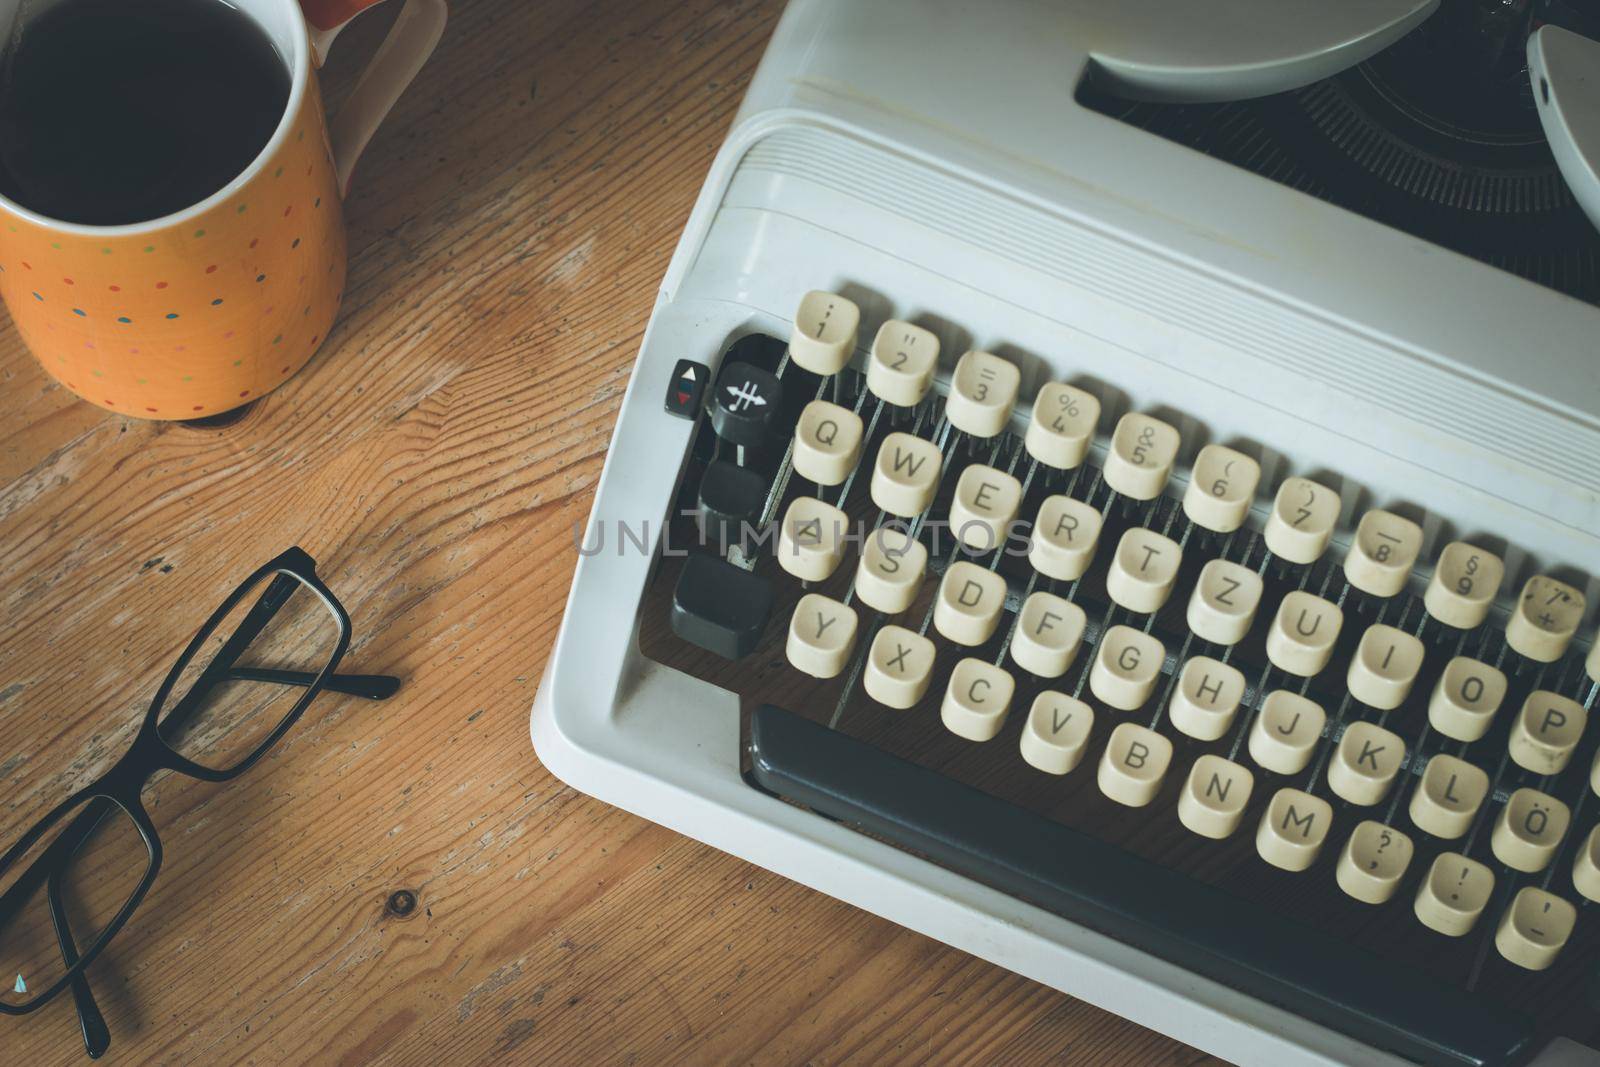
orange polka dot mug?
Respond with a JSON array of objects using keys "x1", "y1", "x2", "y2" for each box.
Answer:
[{"x1": 0, "y1": 0, "x2": 446, "y2": 419}]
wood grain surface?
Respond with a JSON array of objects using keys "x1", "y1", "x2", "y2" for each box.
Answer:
[{"x1": 0, "y1": 2, "x2": 1219, "y2": 1063}]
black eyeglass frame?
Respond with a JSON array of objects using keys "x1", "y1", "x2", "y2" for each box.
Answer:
[{"x1": 0, "y1": 546, "x2": 397, "y2": 1052}]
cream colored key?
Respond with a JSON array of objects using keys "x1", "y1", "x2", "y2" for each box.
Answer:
[
  {"x1": 1573, "y1": 825, "x2": 1600, "y2": 903},
  {"x1": 854, "y1": 526, "x2": 927, "y2": 615},
  {"x1": 1415, "y1": 853, "x2": 1495, "y2": 936},
  {"x1": 1019, "y1": 691, "x2": 1095, "y2": 775},
  {"x1": 1182, "y1": 445, "x2": 1260, "y2": 533},
  {"x1": 1594, "y1": 746, "x2": 1600, "y2": 799},
  {"x1": 1102, "y1": 413, "x2": 1179, "y2": 500},
  {"x1": 1492, "y1": 788, "x2": 1571, "y2": 873},
  {"x1": 1589, "y1": 634, "x2": 1600, "y2": 683},
  {"x1": 1025, "y1": 383, "x2": 1099, "y2": 470},
  {"x1": 1336, "y1": 821, "x2": 1414, "y2": 905},
  {"x1": 866, "y1": 320, "x2": 938, "y2": 406},
  {"x1": 1496, "y1": 888, "x2": 1577, "y2": 971},
  {"x1": 1263, "y1": 477, "x2": 1340, "y2": 564},
  {"x1": 785, "y1": 594, "x2": 859, "y2": 679},
  {"x1": 1088, "y1": 626, "x2": 1165, "y2": 711},
  {"x1": 1346, "y1": 624, "x2": 1425, "y2": 710},
  {"x1": 1097, "y1": 722, "x2": 1173, "y2": 807},
  {"x1": 792, "y1": 400, "x2": 864, "y2": 486},
  {"x1": 948, "y1": 465, "x2": 1023, "y2": 552},
  {"x1": 870, "y1": 432, "x2": 943, "y2": 518},
  {"x1": 1168, "y1": 656, "x2": 1246, "y2": 741},
  {"x1": 1009, "y1": 592, "x2": 1086, "y2": 678},
  {"x1": 1423, "y1": 542, "x2": 1503, "y2": 629},
  {"x1": 942, "y1": 659, "x2": 1016, "y2": 742},
  {"x1": 1028, "y1": 495, "x2": 1102, "y2": 581},
  {"x1": 1409, "y1": 754, "x2": 1489, "y2": 840},
  {"x1": 863, "y1": 625, "x2": 936, "y2": 709},
  {"x1": 1509, "y1": 691, "x2": 1587, "y2": 775},
  {"x1": 1507, "y1": 575, "x2": 1586, "y2": 662},
  {"x1": 1178, "y1": 755, "x2": 1254, "y2": 839},
  {"x1": 1186, "y1": 559, "x2": 1263, "y2": 646},
  {"x1": 933, "y1": 561, "x2": 1008, "y2": 646},
  {"x1": 1266, "y1": 591, "x2": 1343, "y2": 676},
  {"x1": 1344, "y1": 510, "x2": 1423, "y2": 598},
  {"x1": 789, "y1": 291, "x2": 861, "y2": 376},
  {"x1": 1256, "y1": 788, "x2": 1334, "y2": 872},
  {"x1": 1427, "y1": 657, "x2": 1507, "y2": 742},
  {"x1": 777, "y1": 496, "x2": 849, "y2": 581},
  {"x1": 946, "y1": 350, "x2": 1020, "y2": 438},
  {"x1": 1105, "y1": 527, "x2": 1182, "y2": 614},
  {"x1": 1327, "y1": 721, "x2": 1405, "y2": 806},
  {"x1": 1248, "y1": 690, "x2": 1325, "y2": 775}
]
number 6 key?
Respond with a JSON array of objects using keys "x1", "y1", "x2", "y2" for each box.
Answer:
[{"x1": 1182, "y1": 444, "x2": 1259, "y2": 533}]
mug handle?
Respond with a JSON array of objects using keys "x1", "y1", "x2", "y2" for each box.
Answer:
[{"x1": 299, "y1": 0, "x2": 448, "y2": 195}]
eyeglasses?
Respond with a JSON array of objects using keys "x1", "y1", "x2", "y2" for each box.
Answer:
[{"x1": 0, "y1": 546, "x2": 399, "y2": 1059}]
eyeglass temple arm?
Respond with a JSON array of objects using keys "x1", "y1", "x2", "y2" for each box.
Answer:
[
  {"x1": 159, "y1": 575, "x2": 400, "y2": 746},
  {"x1": 224, "y1": 667, "x2": 400, "y2": 700},
  {"x1": 157, "y1": 574, "x2": 302, "y2": 745},
  {"x1": 46, "y1": 860, "x2": 111, "y2": 1059}
]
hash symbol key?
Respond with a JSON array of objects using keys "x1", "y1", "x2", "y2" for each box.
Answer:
[{"x1": 710, "y1": 362, "x2": 783, "y2": 449}]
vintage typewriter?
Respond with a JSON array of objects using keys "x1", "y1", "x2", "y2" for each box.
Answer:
[{"x1": 532, "y1": 2, "x2": 1600, "y2": 1063}]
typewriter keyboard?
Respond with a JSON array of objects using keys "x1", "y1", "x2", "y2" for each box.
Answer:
[{"x1": 639, "y1": 291, "x2": 1600, "y2": 1063}]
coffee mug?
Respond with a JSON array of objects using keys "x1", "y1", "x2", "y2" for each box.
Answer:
[{"x1": 0, "y1": 0, "x2": 446, "y2": 418}]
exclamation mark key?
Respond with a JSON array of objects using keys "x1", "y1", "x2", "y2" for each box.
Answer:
[{"x1": 1414, "y1": 852, "x2": 1495, "y2": 937}]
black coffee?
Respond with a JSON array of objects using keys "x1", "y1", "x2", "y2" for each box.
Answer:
[{"x1": 0, "y1": 0, "x2": 290, "y2": 226}]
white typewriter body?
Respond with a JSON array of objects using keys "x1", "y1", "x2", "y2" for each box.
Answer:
[{"x1": 532, "y1": 2, "x2": 1600, "y2": 1063}]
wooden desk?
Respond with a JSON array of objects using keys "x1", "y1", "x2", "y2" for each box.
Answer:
[{"x1": 0, "y1": 1, "x2": 1216, "y2": 1062}]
